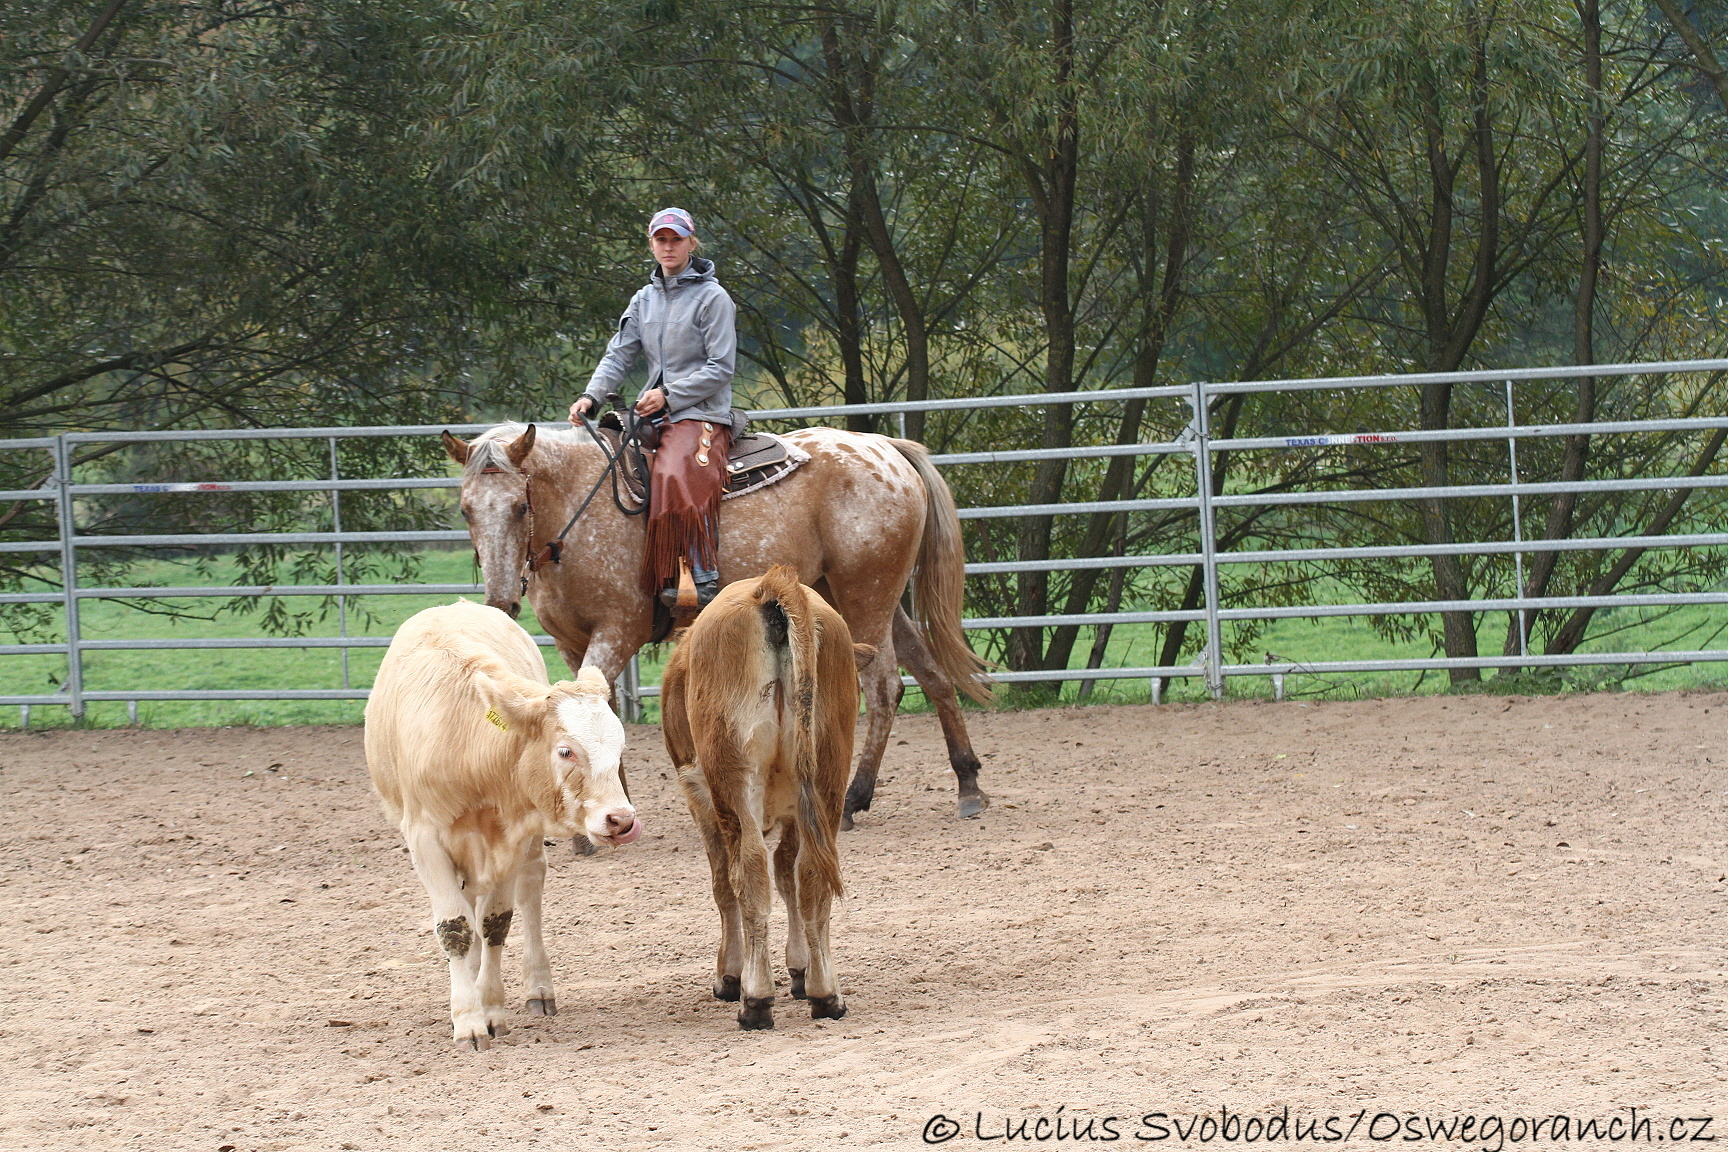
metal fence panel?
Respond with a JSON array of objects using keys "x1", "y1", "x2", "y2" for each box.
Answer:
[{"x1": 4, "y1": 356, "x2": 1728, "y2": 718}]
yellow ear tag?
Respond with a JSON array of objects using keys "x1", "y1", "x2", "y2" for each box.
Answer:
[{"x1": 485, "y1": 708, "x2": 509, "y2": 731}]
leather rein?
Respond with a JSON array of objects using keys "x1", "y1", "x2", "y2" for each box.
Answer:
[{"x1": 485, "y1": 399, "x2": 654, "y2": 594}]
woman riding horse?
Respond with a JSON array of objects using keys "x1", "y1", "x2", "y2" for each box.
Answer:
[{"x1": 569, "y1": 206, "x2": 735, "y2": 609}]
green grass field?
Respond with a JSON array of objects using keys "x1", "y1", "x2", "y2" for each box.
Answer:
[{"x1": 3, "y1": 550, "x2": 1725, "y2": 731}]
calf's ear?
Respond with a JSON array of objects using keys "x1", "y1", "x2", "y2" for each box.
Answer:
[
  {"x1": 853, "y1": 643, "x2": 878, "y2": 671},
  {"x1": 441, "y1": 430, "x2": 470, "y2": 465},
  {"x1": 469, "y1": 668, "x2": 552, "y2": 730}
]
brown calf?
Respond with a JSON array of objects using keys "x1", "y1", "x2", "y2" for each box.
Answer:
[{"x1": 660, "y1": 566, "x2": 871, "y2": 1029}]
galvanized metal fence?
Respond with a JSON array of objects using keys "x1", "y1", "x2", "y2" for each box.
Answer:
[{"x1": 4, "y1": 357, "x2": 1728, "y2": 722}]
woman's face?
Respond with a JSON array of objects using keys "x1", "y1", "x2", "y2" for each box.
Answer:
[{"x1": 651, "y1": 229, "x2": 697, "y2": 276}]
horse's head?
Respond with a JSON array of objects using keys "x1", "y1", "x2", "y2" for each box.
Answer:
[{"x1": 443, "y1": 424, "x2": 538, "y2": 619}]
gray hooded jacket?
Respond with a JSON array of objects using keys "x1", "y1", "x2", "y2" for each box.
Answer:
[{"x1": 582, "y1": 256, "x2": 736, "y2": 425}]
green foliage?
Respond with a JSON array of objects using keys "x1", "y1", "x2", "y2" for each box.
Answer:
[{"x1": 4, "y1": 0, "x2": 1727, "y2": 692}]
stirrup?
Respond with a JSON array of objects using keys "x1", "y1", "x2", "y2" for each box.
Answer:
[
  {"x1": 660, "y1": 584, "x2": 718, "y2": 608},
  {"x1": 659, "y1": 558, "x2": 700, "y2": 613}
]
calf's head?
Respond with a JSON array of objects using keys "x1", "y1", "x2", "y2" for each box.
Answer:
[{"x1": 478, "y1": 664, "x2": 641, "y2": 847}]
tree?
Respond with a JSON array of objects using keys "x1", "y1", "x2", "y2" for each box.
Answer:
[{"x1": 0, "y1": 0, "x2": 627, "y2": 638}]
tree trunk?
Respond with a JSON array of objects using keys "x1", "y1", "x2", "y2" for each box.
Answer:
[
  {"x1": 1505, "y1": 0, "x2": 1603, "y2": 657},
  {"x1": 834, "y1": 192, "x2": 872, "y2": 433},
  {"x1": 1414, "y1": 4, "x2": 1502, "y2": 684},
  {"x1": 0, "y1": 0, "x2": 129, "y2": 166},
  {"x1": 1652, "y1": 0, "x2": 1728, "y2": 112},
  {"x1": 1041, "y1": 137, "x2": 1192, "y2": 672},
  {"x1": 1075, "y1": 528, "x2": 1131, "y2": 703},
  {"x1": 1546, "y1": 426, "x2": 1728, "y2": 654},
  {"x1": 1007, "y1": 0, "x2": 1080, "y2": 676},
  {"x1": 822, "y1": 18, "x2": 929, "y2": 438}
]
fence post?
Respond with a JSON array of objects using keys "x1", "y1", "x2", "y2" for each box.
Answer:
[
  {"x1": 329, "y1": 437, "x2": 351, "y2": 690},
  {"x1": 1189, "y1": 381, "x2": 1225, "y2": 699},
  {"x1": 1505, "y1": 380, "x2": 1529, "y2": 659},
  {"x1": 619, "y1": 655, "x2": 642, "y2": 723},
  {"x1": 53, "y1": 434, "x2": 85, "y2": 718}
]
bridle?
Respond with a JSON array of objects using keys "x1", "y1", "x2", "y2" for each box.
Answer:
[{"x1": 475, "y1": 398, "x2": 656, "y2": 596}]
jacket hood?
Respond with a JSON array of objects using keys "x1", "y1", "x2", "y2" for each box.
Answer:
[{"x1": 651, "y1": 255, "x2": 715, "y2": 289}]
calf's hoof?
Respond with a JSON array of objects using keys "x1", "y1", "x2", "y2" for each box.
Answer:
[
  {"x1": 808, "y1": 994, "x2": 847, "y2": 1021},
  {"x1": 788, "y1": 968, "x2": 807, "y2": 1000},
  {"x1": 713, "y1": 974, "x2": 741, "y2": 1002},
  {"x1": 958, "y1": 791, "x2": 989, "y2": 819},
  {"x1": 525, "y1": 997, "x2": 557, "y2": 1017},
  {"x1": 453, "y1": 1011, "x2": 494, "y2": 1051},
  {"x1": 737, "y1": 997, "x2": 776, "y2": 1030}
]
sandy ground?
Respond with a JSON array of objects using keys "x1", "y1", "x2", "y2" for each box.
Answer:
[{"x1": 1, "y1": 690, "x2": 1725, "y2": 1152}]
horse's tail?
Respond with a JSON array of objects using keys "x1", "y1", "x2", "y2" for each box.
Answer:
[
  {"x1": 887, "y1": 439, "x2": 994, "y2": 705},
  {"x1": 755, "y1": 566, "x2": 843, "y2": 901}
]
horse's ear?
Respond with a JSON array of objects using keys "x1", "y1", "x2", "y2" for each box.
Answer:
[
  {"x1": 441, "y1": 430, "x2": 470, "y2": 465},
  {"x1": 506, "y1": 423, "x2": 538, "y2": 468}
]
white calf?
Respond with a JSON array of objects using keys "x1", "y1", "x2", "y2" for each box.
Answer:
[{"x1": 365, "y1": 599, "x2": 640, "y2": 1050}]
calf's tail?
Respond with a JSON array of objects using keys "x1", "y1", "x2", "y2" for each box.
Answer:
[{"x1": 754, "y1": 565, "x2": 843, "y2": 901}]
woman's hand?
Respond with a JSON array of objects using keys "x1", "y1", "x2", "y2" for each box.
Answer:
[
  {"x1": 569, "y1": 397, "x2": 594, "y2": 423},
  {"x1": 634, "y1": 388, "x2": 667, "y2": 416}
]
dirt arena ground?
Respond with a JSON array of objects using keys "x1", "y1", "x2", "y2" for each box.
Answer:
[{"x1": 2, "y1": 690, "x2": 1725, "y2": 1151}]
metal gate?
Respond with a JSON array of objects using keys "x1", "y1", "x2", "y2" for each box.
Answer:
[{"x1": 4, "y1": 357, "x2": 1728, "y2": 721}]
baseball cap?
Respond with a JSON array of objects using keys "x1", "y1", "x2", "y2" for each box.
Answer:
[{"x1": 648, "y1": 207, "x2": 695, "y2": 237}]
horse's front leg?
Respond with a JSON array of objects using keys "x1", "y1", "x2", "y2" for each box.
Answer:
[
  {"x1": 580, "y1": 622, "x2": 655, "y2": 711},
  {"x1": 842, "y1": 632, "x2": 903, "y2": 829},
  {"x1": 551, "y1": 637, "x2": 589, "y2": 682},
  {"x1": 520, "y1": 608, "x2": 590, "y2": 680}
]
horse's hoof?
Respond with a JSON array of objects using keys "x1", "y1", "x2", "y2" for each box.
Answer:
[
  {"x1": 843, "y1": 782, "x2": 873, "y2": 821},
  {"x1": 958, "y1": 791, "x2": 989, "y2": 819},
  {"x1": 737, "y1": 997, "x2": 775, "y2": 1030},
  {"x1": 788, "y1": 968, "x2": 807, "y2": 1000},
  {"x1": 526, "y1": 997, "x2": 557, "y2": 1016},
  {"x1": 840, "y1": 813, "x2": 856, "y2": 832},
  {"x1": 572, "y1": 837, "x2": 598, "y2": 858},
  {"x1": 808, "y1": 994, "x2": 846, "y2": 1021},
  {"x1": 714, "y1": 974, "x2": 741, "y2": 1002}
]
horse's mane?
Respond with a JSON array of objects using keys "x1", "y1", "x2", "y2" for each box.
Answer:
[{"x1": 463, "y1": 421, "x2": 595, "y2": 479}]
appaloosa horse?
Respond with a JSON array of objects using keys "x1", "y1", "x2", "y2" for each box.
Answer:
[{"x1": 441, "y1": 421, "x2": 991, "y2": 823}]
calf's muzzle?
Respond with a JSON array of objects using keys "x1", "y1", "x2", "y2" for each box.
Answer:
[{"x1": 600, "y1": 807, "x2": 642, "y2": 845}]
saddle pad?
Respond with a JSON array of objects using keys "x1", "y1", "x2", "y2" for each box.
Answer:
[
  {"x1": 723, "y1": 432, "x2": 810, "y2": 500},
  {"x1": 591, "y1": 424, "x2": 807, "y2": 504}
]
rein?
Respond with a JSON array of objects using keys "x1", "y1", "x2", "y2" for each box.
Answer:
[{"x1": 487, "y1": 404, "x2": 655, "y2": 591}]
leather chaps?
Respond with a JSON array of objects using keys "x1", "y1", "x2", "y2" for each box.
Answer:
[{"x1": 641, "y1": 418, "x2": 731, "y2": 597}]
